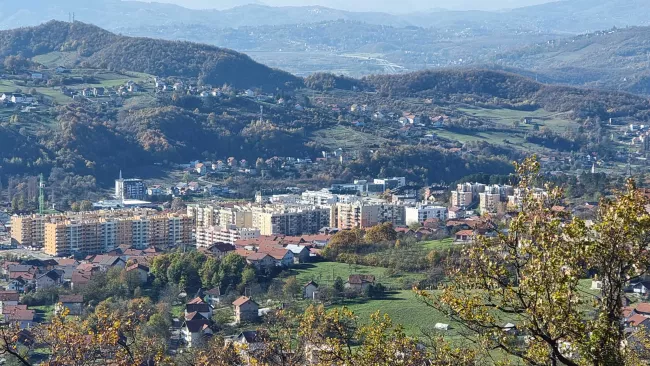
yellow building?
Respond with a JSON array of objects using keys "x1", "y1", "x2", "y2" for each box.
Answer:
[{"x1": 13, "y1": 210, "x2": 194, "y2": 257}]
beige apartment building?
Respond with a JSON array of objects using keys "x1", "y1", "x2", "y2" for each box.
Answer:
[
  {"x1": 187, "y1": 205, "x2": 253, "y2": 228},
  {"x1": 251, "y1": 205, "x2": 330, "y2": 236},
  {"x1": 195, "y1": 225, "x2": 260, "y2": 247},
  {"x1": 10, "y1": 215, "x2": 46, "y2": 247},
  {"x1": 13, "y1": 210, "x2": 193, "y2": 256},
  {"x1": 330, "y1": 201, "x2": 406, "y2": 230}
]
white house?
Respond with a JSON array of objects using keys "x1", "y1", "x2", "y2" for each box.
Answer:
[
  {"x1": 181, "y1": 317, "x2": 212, "y2": 348},
  {"x1": 204, "y1": 288, "x2": 221, "y2": 307},
  {"x1": 10, "y1": 94, "x2": 25, "y2": 103},
  {"x1": 6, "y1": 278, "x2": 26, "y2": 293},
  {"x1": 35, "y1": 270, "x2": 63, "y2": 291},
  {"x1": 304, "y1": 281, "x2": 319, "y2": 300}
]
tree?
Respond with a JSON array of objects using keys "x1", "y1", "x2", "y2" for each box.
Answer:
[
  {"x1": 283, "y1": 277, "x2": 301, "y2": 300},
  {"x1": 333, "y1": 277, "x2": 345, "y2": 295},
  {"x1": 240, "y1": 267, "x2": 257, "y2": 289},
  {"x1": 70, "y1": 201, "x2": 80, "y2": 212},
  {"x1": 365, "y1": 223, "x2": 397, "y2": 244},
  {"x1": 418, "y1": 156, "x2": 650, "y2": 365},
  {"x1": 171, "y1": 197, "x2": 186, "y2": 212},
  {"x1": 300, "y1": 305, "x2": 427, "y2": 365},
  {"x1": 79, "y1": 200, "x2": 93, "y2": 212},
  {"x1": 200, "y1": 256, "x2": 220, "y2": 289}
]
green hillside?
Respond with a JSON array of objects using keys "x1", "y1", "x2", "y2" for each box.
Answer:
[{"x1": 0, "y1": 21, "x2": 300, "y2": 91}]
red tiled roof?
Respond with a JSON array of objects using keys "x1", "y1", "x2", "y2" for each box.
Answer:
[
  {"x1": 348, "y1": 275, "x2": 375, "y2": 285},
  {"x1": 637, "y1": 302, "x2": 650, "y2": 314},
  {"x1": 456, "y1": 230, "x2": 475, "y2": 236},
  {"x1": 235, "y1": 249, "x2": 255, "y2": 257},
  {"x1": 259, "y1": 248, "x2": 291, "y2": 260},
  {"x1": 247, "y1": 252, "x2": 271, "y2": 261},
  {"x1": 125, "y1": 263, "x2": 149, "y2": 272},
  {"x1": 0, "y1": 291, "x2": 20, "y2": 302},
  {"x1": 55, "y1": 259, "x2": 79, "y2": 266},
  {"x1": 232, "y1": 296, "x2": 257, "y2": 307},
  {"x1": 7, "y1": 309, "x2": 34, "y2": 321},
  {"x1": 2, "y1": 305, "x2": 27, "y2": 313},
  {"x1": 10, "y1": 272, "x2": 34, "y2": 280},
  {"x1": 59, "y1": 295, "x2": 83, "y2": 303},
  {"x1": 71, "y1": 271, "x2": 92, "y2": 285},
  {"x1": 187, "y1": 297, "x2": 206, "y2": 305},
  {"x1": 628, "y1": 313, "x2": 649, "y2": 327}
]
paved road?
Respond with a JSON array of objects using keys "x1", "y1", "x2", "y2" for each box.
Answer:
[{"x1": 0, "y1": 248, "x2": 53, "y2": 260}]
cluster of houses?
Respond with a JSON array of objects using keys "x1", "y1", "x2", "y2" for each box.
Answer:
[
  {"x1": 0, "y1": 93, "x2": 35, "y2": 105},
  {"x1": 1, "y1": 247, "x2": 157, "y2": 295},
  {"x1": 0, "y1": 272, "x2": 85, "y2": 333},
  {"x1": 195, "y1": 234, "x2": 329, "y2": 271}
]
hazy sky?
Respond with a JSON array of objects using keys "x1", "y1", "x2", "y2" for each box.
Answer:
[{"x1": 140, "y1": 0, "x2": 558, "y2": 13}]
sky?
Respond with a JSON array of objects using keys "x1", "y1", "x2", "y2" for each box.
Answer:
[{"x1": 140, "y1": 0, "x2": 559, "y2": 13}]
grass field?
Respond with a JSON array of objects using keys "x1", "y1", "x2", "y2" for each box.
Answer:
[
  {"x1": 420, "y1": 238, "x2": 460, "y2": 252},
  {"x1": 342, "y1": 290, "x2": 458, "y2": 337},
  {"x1": 458, "y1": 106, "x2": 576, "y2": 133},
  {"x1": 310, "y1": 125, "x2": 392, "y2": 150},
  {"x1": 293, "y1": 262, "x2": 423, "y2": 290},
  {"x1": 31, "y1": 304, "x2": 54, "y2": 322}
]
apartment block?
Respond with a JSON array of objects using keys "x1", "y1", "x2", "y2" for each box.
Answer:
[
  {"x1": 251, "y1": 205, "x2": 330, "y2": 236},
  {"x1": 13, "y1": 210, "x2": 193, "y2": 256},
  {"x1": 405, "y1": 205, "x2": 448, "y2": 225},
  {"x1": 195, "y1": 225, "x2": 260, "y2": 247},
  {"x1": 450, "y1": 183, "x2": 486, "y2": 209},
  {"x1": 10, "y1": 215, "x2": 46, "y2": 247},
  {"x1": 479, "y1": 185, "x2": 514, "y2": 214},
  {"x1": 330, "y1": 201, "x2": 406, "y2": 230},
  {"x1": 115, "y1": 173, "x2": 147, "y2": 201}
]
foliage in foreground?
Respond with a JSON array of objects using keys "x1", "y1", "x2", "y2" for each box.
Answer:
[{"x1": 418, "y1": 156, "x2": 650, "y2": 365}]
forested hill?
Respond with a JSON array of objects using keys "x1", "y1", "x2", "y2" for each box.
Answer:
[
  {"x1": 363, "y1": 69, "x2": 650, "y2": 121},
  {"x1": 488, "y1": 26, "x2": 650, "y2": 94},
  {"x1": 0, "y1": 21, "x2": 301, "y2": 90}
]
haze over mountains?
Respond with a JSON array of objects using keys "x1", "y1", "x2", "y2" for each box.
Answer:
[
  {"x1": 142, "y1": 0, "x2": 556, "y2": 13},
  {"x1": 2, "y1": 0, "x2": 650, "y2": 93},
  {"x1": 1, "y1": 0, "x2": 649, "y2": 33}
]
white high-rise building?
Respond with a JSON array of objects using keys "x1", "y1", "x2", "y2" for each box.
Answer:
[{"x1": 405, "y1": 205, "x2": 448, "y2": 225}]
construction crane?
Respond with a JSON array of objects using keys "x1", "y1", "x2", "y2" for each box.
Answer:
[{"x1": 39, "y1": 174, "x2": 45, "y2": 215}]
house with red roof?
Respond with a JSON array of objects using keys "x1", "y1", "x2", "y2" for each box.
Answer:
[
  {"x1": 125, "y1": 263, "x2": 149, "y2": 284},
  {"x1": 245, "y1": 252, "x2": 275, "y2": 270},
  {"x1": 455, "y1": 230, "x2": 475, "y2": 243},
  {"x1": 233, "y1": 296, "x2": 259, "y2": 324}
]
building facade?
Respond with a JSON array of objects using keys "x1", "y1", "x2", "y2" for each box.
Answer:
[
  {"x1": 405, "y1": 205, "x2": 448, "y2": 225},
  {"x1": 330, "y1": 201, "x2": 406, "y2": 229},
  {"x1": 12, "y1": 210, "x2": 194, "y2": 257},
  {"x1": 479, "y1": 185, "x2": 514, "y2": 214},
  {"x1": 251, "y1": 205, "x2": 330, "y2": 236},
  {"x1": 195, "y1": 225, "x2": 260, "y2": 247},
  {"x1": 115, "y1": 172, "x2": 147, "y2": 201}
]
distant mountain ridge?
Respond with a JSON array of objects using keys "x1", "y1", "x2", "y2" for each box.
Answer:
[
  {"x1": 489, "y1": 26, "x2": 650, "y2": 94},
  {"x1": 0, "y1": 21, "x2": 300, "y2": 90},
  {"x1": 0, "y1": 0, "x2": 649, "y2": 33}
]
